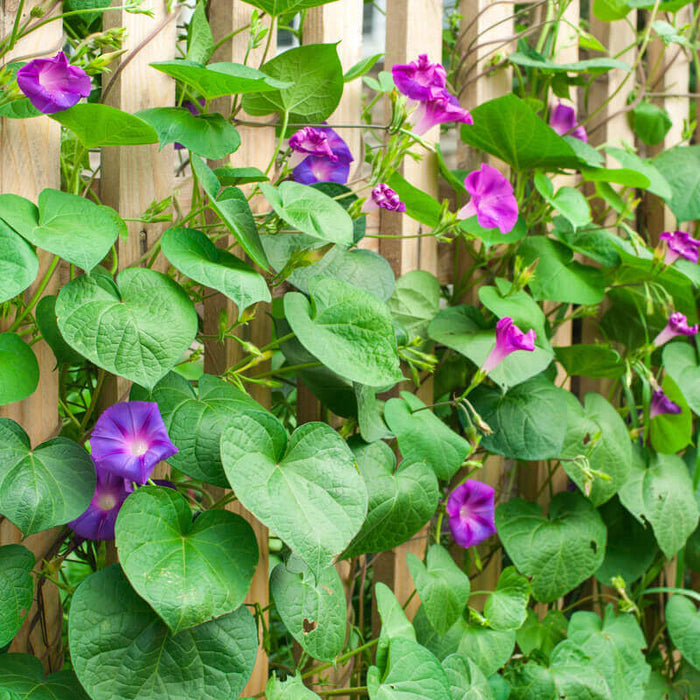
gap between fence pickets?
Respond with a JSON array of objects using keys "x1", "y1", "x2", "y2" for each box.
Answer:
[{"x1": 0, "y1": 0, "x2": 63, "y2": 672}]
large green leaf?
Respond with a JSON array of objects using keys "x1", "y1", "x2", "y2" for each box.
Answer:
[
  {"x1": 560, "y1": 392, "x2": 631, "y2": 506},
  {"x1": 471, "y1": 376, "x2": 570, "y2": 461},
  {"x1": 69, "y1": 565, "x2": 258, "y2": 699},
  {"x1": 508, "y1": 50, "x2": 629, "y2": 74},
  {"x1": 484, "y1": 566, "x2": 530, "y2": 632},
  {"x1": 460, "y1": 94, "x2": 581, "y2": 171},
  {"x1": 618, "y1": 452, "x2": 699, "y2": 558},
  {"x1": 186, "y1": 0, "x2": 214, "y2": 64},
  {"x1": 51, "y1": 103, "x2": 158, "y2": 147},
  {"x1": 407, "y1": 545, "x2": 471, "y2": 635},
  {"x1": 191, "y1": 156, "x2": 270, "y2": 271},
  {"x1": 284, "y1": 278, "x2": 403, "y2": 387},
  {"x1": 666, "y1": 596, "x2": 700, "y2": 671},
  {"x1": 385, "y1": 171, "x2": 441, "y2": 227},
  {"x1": 342, "y1": 440, "x2": 438, "y2": 558},
  {"x1": 631, "y1": 101, "x2": 672, "y2": 146},
  {"x1": 605, "y1": 146, "x2": 671, "y2": 199},
  {"x1": 137, "y1": 108, "x2": 241, "y2": 160},
  {"x1": 0, "y1": 418, "x2": 95, "y2": 535},
  {"x1": 161, "y1": 227, "x2": 270, "y2": 313},
  {"x1": 515, "y1": 610, "x2": 568, "y2": 663},
  {"x1": 496, "y1": 492, "x2": 607, "y2": 602},
  {"x1": 654, "y1": 145, "x2": 700, "y2": 222},
  {"x1": 0, "y1": 333, "x2": 39, "y2": 406},
  {"x1": 0, "y1": 189, "x2": 121, "y2": 272},
  {"x1": 270, "y1": 554, "x2": 346, "y2": 662},
  {"x1": 388, "y1": 270, "x2": 441, "y2": 340},
  {"x1": 0, "y1": 655, "x2": 89, "y2": 700},
  {"x1": 132, "y1": 372, "x2": 260, "y2": 487},
  {"x1": 429, "y1": 306, "x2": 553, "y2": 391},
  {"x1": 221, "y1": 411, "x2": 367, "y2": 576},
  {"x1": 375, "y1": 582, "x2": 416, "y2": 672},
  {"x1": 0, "y1": 545, "x2": 34, "y2": 648},
  {"x1": 150, "y1": 59, "x2": 290, "y2": 99},
  {"x1": 240, "y1": 0, "x2": 339, "y2": 14},
  {"x1": 266, "y1": 675, "x2": 321, "y2": 699},
  {"x1": 35, "y1": 295, "x2": 84, "y2": 365},
  {"x1": 116, "y1": 486, "x2": 258, "y2": 634},
  {"x1": 384, "y1": 392, "x2": 471, "y2": 481},
  {"x1": 554, "y1": 344, "x2": 625, "y2": 379},
  {"x1": 663, "y1": 343, "x2": 700, "y2": 415},
  {"x1": 0, "y1": 221, "x2": 38, "y2": 304},
  {"x1": 442, "y1": 654, "x2": 494, "y2": 700},
  {"x1": 260, "y1": 181, "x2": 353, "y2": 245},
  {"x1": 242, "y1": 44, "x2": 343, "y2": 122},
  {"x1": 56, "y1": 269, "x2": 198, "y2": 389}
]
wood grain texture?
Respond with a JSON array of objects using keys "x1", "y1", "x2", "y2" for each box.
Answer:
[{"x1": 0, "y1": 0, "x2": 63, "y2": 671}]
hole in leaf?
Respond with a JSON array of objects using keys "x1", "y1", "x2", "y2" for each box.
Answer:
[
  {"x1": 303, "y1": 618, "x2": 317, "y2": 634},
  {"x1": 590, "y1": 540, "x2": 598, "y2": 553},
  {"x1": 582, "y1": 433, "x2": 591, "y2": 445}
]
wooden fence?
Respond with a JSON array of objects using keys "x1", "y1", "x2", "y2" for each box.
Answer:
[{"x1": 0, "y1": 0, "x2": 696, "y2": 694}]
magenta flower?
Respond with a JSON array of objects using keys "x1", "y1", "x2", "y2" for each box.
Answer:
[
  {"x1": 446, "y1": 480, "x2": 497, "y2": 548},
  {"x1": 652, "y1": 312, "x2": 699, "y2": 348},
  {"x1": 649, "y1": 389, "x2": 682, "y2": 420},
  {"x1": 659, "y1": 230, "x2": 700, "y2": 266},
  {"x1": 411, "y1": 88, "x2": 473, "y2": 136},
  {"x1": 16, "y1": 51, "x2": 91, "y2": 114},
  {"x1": 549, "y1": 101, "x2": 587, "y2": 142},
  {"x1": 482, "y1": 317, "x2": 536, "y2": 374},
  {"x1": 361, "y1": 184, "x2": 406, "y2": 214},
  {"x1": 392, "y1": 54, "x2": 447, "y2": 102},
  {"x1": 292, "y1": 126, "x2": 353, "y2": 185},
  {"x1": 457, "y1": 163, "x2": 518, "y2": 234},
  {"x1": 288, "y1": 127, "x2": 337, "y2": 168},
  {"x1": 90, "y1": 402, "x2": 178, "y2": 484},
  {"x1": 69, "y1": 465, "x2": 130, "y2": 541}
]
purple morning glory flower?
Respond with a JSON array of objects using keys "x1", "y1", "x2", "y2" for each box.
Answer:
[
  {"x1": 482, "y1": 317, "x2": 536, "y2": 374},
  {"x1": 392, "y1": 54, "x2": 447, "y2": 102},
  {"x1": 446, "y1": 480, "x2": 497, "y2": 549},
  {"x1": 659, "y1": 230, "x2": 700, "y2": 266},
  {"x1": 292, "y1": 126, "x2": 353, "y2": 185},
  {"x1": 90, "y1": 401, "x2": 178, "y2": 484},
  {"x1": 549, "y1": 101, "x2": 587, "y2": 142},
  {"x1": 69, "y1": 465, "x2": 130, "y2": 541},
  {"x1": 410, "y1": 88, "x2": 473, "y2": 136},
  {"x1": 361, "y1": 183, "x2": 406, "y2": 213},
  {"x1": 458, "y1": 163, "x2": 518, "y2": 234},
  {"x1": 652, "y1": 312, "x2": 699, "y2": 348},
  {"x1": 288, "y1": 127, "x2": 337, "y2": 168},
  {"x1": 16, "y1": 51, "x2": 91, "y2": 114},
  {"x1": 649, "y1": 389, "x2": 682, "y2": 420}
]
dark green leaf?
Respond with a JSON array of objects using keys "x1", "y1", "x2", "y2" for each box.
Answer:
[
  {"x1": 0, "y1": 655, "x2": 88, "y2": 700},
  {"x1": 663, "y1": 343, "x2": 700, "y2": 415},
  {"x1": 484, "y1": 566, "x2": 530, "y2": 631},
  {"x1": 213, "y1": 166, "x2": 268, "y2": 186},
  {"x1": 554, "y1": 344, "x2": 624, "y2": 378},
  {"x1": 35, "y1": 295, "x2": 84, "y2": 364},
  {"x1": 667, "y1": 596, "x2": 700, "y2": 671},
  {"x1": 0, "y1": 545, "x2": 34, "y2": 648},
  {"x1": 0, "y1": 333, "x2": 39, "y2": 406}
]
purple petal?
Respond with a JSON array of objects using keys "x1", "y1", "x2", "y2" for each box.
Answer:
[
  {"x1": 293, "y1": 156, "x2": 351, "y2": 185},
  {"x1": 392, "y1": 54, "x2": 447, "y2": 101},
  {"x1": 69, "y1": 467, "x2": 130, "y2": 541},
  {"x1": 461, "y1": 164, "x2": 518, "y2": 234},
  {"x1": 649, "y1": 389, "x2": 682, "y2": 420},
  {"x1": 446, "y1": 479, "x2": 496, "y2": 549}
]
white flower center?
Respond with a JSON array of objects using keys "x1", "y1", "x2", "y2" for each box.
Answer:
[
  {"x1": 130, "y1": 439, "x2": 149, "y2": 457},
  {"x1": 97, "y1": 493, "x2": 117, "y2": 511}
]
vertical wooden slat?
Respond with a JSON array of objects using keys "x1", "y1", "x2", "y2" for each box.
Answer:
[{"x1": 0, "y1": 0, "x2": 63, "y2": 671}]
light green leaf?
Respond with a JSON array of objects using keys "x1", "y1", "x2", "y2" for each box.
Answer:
[
  {"x1": 388, "y1": 270, "x2": 440, "y2": 340},
  {"x1": 0, "y1": 221, "x2": 38, "y2": 304},
  {"x1": 484, "y1": 566, "x2": 530, "y2": 631},
  {"x1": 631, "y1": 101, "x2": 672, "y2": 146},
  {"x1": 221, "y1": 412, "x2": 367, "y2": 576},
  {"x1": 0, "y1": 545, "x2": 34, "y2": 648},
  {"x1": 0, "y1": 655, "x2": 89, "y2": 700},
  {"x1": 214, "y1": 166, "x2": 268, "y2": 186},
  {"x1": 496, "y1": 492, "x2": 607, "y2": 602},
  {"x1": 667, "y1": 596, "x2": 700, "y2": 671},
  {"x1": 515, "y1": 610, "x2": 568, "y2": 663},
  {"x1": 0, "y1": 333, "x2": 39, "y2": 406},
  {"x1": 508, "y1": 51, "x2": 629, "y2": 74},
  {"x1": 374, "y1": 582, "x2": 416, "y2": 673},
  {"x1": 663, "y1": 343, "x2": 700, "y2": 415},
  {"x1": 241, "y1": 0, "x2": 338, "y2": 15},
  {"x1": 548, "y1": 643, "x2": 610, "y2": 699},
  {"x1": 266, "y1": 674, "x2": 321, "y2": 699},
  {"x1": 649, "y1": 374, "x2": 692, "y2": 454},
  {"x1": 459, "y1": 215, "x2": 528, "y2": 248},
  {"x1": 344, "y1": 53, "x2": 384, "y2": 82},
  {"x1": 56, "y1": 268, "x2": 198, "y2": 389},
  {"x1": 186, "y1": 0, "x2": 215, "y2": 65},
  {"x1": 69, "y1": 565, "x2": 258, "y2": 699},
  {"x1": 386, "y1": 171, "x2": 440, "y2": 227},
  {"x1": 654, "y1": 145, "x2": 700, "y2": 222},
  {"x1": 442, "y1": 654, "x2": 494, "y2": 699},
  {"x1": 605, "y1": 146, "x2": 672, "y2": 199}
]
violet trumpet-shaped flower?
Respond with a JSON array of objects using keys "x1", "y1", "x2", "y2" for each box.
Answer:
[
  {"x1": 392, "y1": 54, "x2": 447, "y2": 102},
  {"x1": 292, "y1": 126, "x2": 353, "y2": 185},
  {"x1": 16, "y1": 51, "x2": 91, "y2": 114},
  {"x1": 549, "y1": 101, "x2": 587, "y2": 142},
  {"x1": 288, "y1": 127, "x2": 337, "y2": 168},
  {"x1": 90, "y1": 401, "x2": 178, "y2": 484},
  {"x1": 659, "y1": 230, "x2": 700, "y2": 266},
  {"x1": 361, "y1": 183, "x2": 407, "y2": 213},
  {"x1": 652, "y1": 312, "x2": 699, "y2": 348},
  {"x1": 649, "y1": 389, "x2": 682, "y2": 420},
  {"x1": 458, "y1": 163, "x2": 518, "y2": 234},
  {"x1": 446, "y1": 480, "x2": 497, "y2": 549},
  {"x1": 69, "y1": 466, "x2": 130, "y2": 541},
  {"x1": 482, "y1": 317, "x2": 536, "y2": 374},
  {"x1": 411, "y1": 88, "x2": 473, "y2": 136}
]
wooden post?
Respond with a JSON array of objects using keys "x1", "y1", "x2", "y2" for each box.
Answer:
[{"x1": 0, "y1": 0, "x2": 63, "y2": 671}]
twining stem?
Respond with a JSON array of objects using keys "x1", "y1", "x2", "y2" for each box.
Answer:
[
  {"x1": 8, "y1": 254, "x2": 60, "y2": 333},
  {"x1": 79, "y1": 368, "x2": 106, "y2": 432},
  {"x1": 227, "y1": 332, "x2": 296, "y2": 373}
]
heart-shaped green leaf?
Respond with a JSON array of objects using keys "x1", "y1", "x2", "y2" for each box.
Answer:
[
  {"x1": 0, "y1": 545, "x2": 34, "y2": 648},
  {"x1": 266, "y1": 674, "x2": 321, "y2": 699},
  {"x1": 271, "y1": 554, "x2": 346, "y2": 662},
  {"x1": 56, "y1": 268, "x2": 198, "y2": 389},
  {"x1": 0, "y1": 221, "x2": 38, "y2": 304},
  {"x1": 221, "y1": 411, "x2": 367, "y2": 576},
  {"x1": 0, "y1": 655, "x2": 89, "y2": 700},
  {"x1": 342, "y1": 440, "x2": 438, "y2": 558},
  {"x1": 138, "y1": 108, "x2": 241, "y2": 159},
  {"x1": 496, "y1": 492, "x2": 607, "y2": 602},
  {"x1": 0, "y1": 333, "x2": 39, "y2": 406},
  {"x1": 667, "y1": 596, "x2": 700, "y2": 671},
  {"x1": 285, "y1": 278, "x2": 403, "y2": 388},
  {"x1": 116, "y1": 486, "x2": 258, "y2": 634},
  {"x1": 132, "y1": 372, "x2": 261, "y2": 487},
  {"x1": 0, "y1": 190, "x2": 121, "y2": 271},
  {"x1": 442, "y1": 654, "x2": 494, "y2": 700},
  {"x1": 69, "y1": 565, "x2": 258, "y2": 699},
  {"x1": 407, "y1": 545, "x2": 471, "y2": 635},
  {"x1": 375, "y1": 582, "x2": 416, "y2": 672},
  {"x1": 384, "y1": 392, "x2": 471, "y2": 481},
  {"x1": 0, "y1": 418, "x2": 95, "y2": 535},
  {"x1": 387, "y1": 270, "x2": 440, "y2": 340},
  {"x1": 161, "y1": 227, "x2": 270, "y2": 313},
  {"x1": 484, "y1": 566, "x2": 530, "y2": 632},
  {"x1": 663, "y1": 343, "x2": 700, "y2": 415}
]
